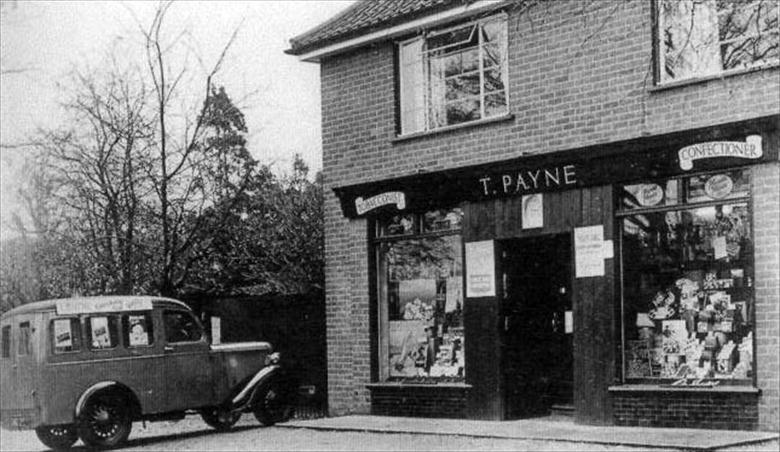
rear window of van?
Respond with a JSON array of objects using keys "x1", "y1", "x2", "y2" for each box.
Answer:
[
  {"x1": 1, "y1": 325, "x2": 10, "y2": 358},
  {"x1": 18, "y1": 322, "x2": 31, "y2": 356},
  {"x1": 51, "y1": 318, "x2": 82, "y2": 353}
]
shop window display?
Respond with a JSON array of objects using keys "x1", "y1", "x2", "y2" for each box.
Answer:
[
  {"x1": 619, "y1": 170, "x2": 754, "y2": 384},
  {"x1": 376, "y1": 208, "x2": 465, "y2": 382}
]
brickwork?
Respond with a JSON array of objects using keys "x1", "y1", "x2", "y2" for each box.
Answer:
[
  {"x1": 370, "y1": 386, "x2": 469, "y2": 418},
  {"x1": 318, "y1": 0, "x2": 780, "y2": 422},
  {"x1": 613, "y1": 391, "x2": 759, "y2": 430},
  {"x1": 752, "y1": 162, "x2": 780, "y2": 432}
]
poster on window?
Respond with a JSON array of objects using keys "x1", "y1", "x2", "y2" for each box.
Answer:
[
  {"x1": 466, "y1": 240, "x2": 495, "y2": 297},
  {"x1": 128, "y1": 315, "x2": 149, "y2": 346},
  {"x1": 53, "y1": 319, "x2": 72, "y2": 349},
  {"x1": 90, "y1": 317, "x2": 111, "y2": 349},
  {"x1": 575, "y1": 225, "x2": 605, "y2": 277}
]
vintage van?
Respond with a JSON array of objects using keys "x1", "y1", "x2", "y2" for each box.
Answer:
[{"x1": 0, "y1": 296, "x2": 292, "y2": 449}]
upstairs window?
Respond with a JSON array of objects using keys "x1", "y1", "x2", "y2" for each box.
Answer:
[
  {"x1": 658, "y1": 0, "x2": 779, "y2": 84},
  {"x1": 398, "y1": 14, "x2": 508, "y2": 134}
]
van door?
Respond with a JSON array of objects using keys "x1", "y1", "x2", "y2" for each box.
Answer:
[
  {"x1": 161, "y1": 310, "x2": 215, "y2": 410},
  {"x1": 6, "y1": 315, "x2": 38, "y2": 428}
]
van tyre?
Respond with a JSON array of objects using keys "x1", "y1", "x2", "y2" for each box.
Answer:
[
  {"x1": 253, "y1": 380, "x2": 293, "y2": 426},
  {"x1": 78, "y1": 394, "x2": 132, "y2": 449},
  {"x1": 200, "y1": 408, "x2": 241, "y2": 431},
  {"x1": 35, "y1": 425, "x2": 78, "y2": 450}
]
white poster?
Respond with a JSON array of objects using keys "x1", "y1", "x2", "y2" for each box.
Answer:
[
  {"x1": 53, "y1": 319, "x2": 72, "y2": 349},
  {"x1": 211, "y1": 317, "x2": 222, "y2": 345},
  {"x1": 575, "y1": 225, "x2": 605, "y2": 278},
  {"x1": 465, "y1": 240, "x2": 495, "y2": 297},
  {"x1": 522, "y1": 193, "x2": 543, "y2": 229}
]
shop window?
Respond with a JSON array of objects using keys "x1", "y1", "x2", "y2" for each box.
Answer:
[
  {"x1": 657, "y1": 0, "x2": 779, "y2": 84},
  {"x1": 51, "y1": 318, "x2": 82, "y2": 353},
  {"x1": 86, "y1": 316, "x2": 120, "y2": 350},
  {"x1": 163, "y1": 310, "x2": 202, "y2": 343},
  {"x1": 18, "y1": 322, "x2": 31, "y2": 356},
  {"x1": 619, "y1": 170, "x2": 754, "y2": 384},
  {"x1": 398, "y1": 14, "x2": 508, "y2": 134},
  {"x1": 123, "y1": 313, "x2": 154, "y2": 347},
  {"x1": 376, "y1": 209, "x2": 465, "y2": 382},
  {"x1": 1, "y1": 325, "x2": 11, "y2": 358}
]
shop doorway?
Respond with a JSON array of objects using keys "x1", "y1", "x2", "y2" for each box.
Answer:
[{"x1": 501, "y1": 233, "x2": 573, "y2": 419}]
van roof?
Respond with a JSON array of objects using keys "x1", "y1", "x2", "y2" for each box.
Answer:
[{"x1": 1, "y1": 296, "x2": 190, "y2": 319}]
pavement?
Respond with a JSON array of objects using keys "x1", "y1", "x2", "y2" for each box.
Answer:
[{"x1": 280, "y1": 415, "x2": 780, "y2": 451}]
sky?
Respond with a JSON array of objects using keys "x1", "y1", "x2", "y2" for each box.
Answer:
[{"x1": 0, "y1": 0, "x2": 354, "y2": 241}]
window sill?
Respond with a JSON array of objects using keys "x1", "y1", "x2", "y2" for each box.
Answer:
[
  {"x1": 367, "y1": 382, "x2": 472, "y2": 390},
  {"x1": 649, "y1": 62, "x2": 779, "y2": 93},
  {"x1": 609, "y1": 384, "x2": 759, "y2": 394},
  {"x1": 392, "y1": 114, "x2": 514, "y2": 144}
]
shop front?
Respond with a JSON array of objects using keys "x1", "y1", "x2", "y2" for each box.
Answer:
[{"x1": 333, "y1": 116, "x2": 778, "y2": 428}]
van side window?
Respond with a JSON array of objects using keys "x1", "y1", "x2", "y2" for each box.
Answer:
[
  {"x1": 52, "y1": 318, "x2": 82, "y2": 353},
  {"x1": 18, "y1": 322, "x2": 31, "y2": 356},
  {"x1": 1, "y1": 325, "x2": 11, "y2": 358},
  {"x1": 163, "y1": 310, "x2": 202, "y2": 343},
  {"x1": 85, "y1": 316, "x2": 119, "y2": 350},
  {"x1": 123, "y1": 313, "x2": 154, "y2": 347}
]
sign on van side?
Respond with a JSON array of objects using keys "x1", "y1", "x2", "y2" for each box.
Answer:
[{"x1": 56, "y1": 298, "x2": 153, "y2": 315}]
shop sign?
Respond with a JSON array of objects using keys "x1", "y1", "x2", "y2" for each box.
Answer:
[
  {"x1": 478, "y1": 164, "x2": 577, "y2": 197},
  {"x1": 704, "y1": 174, "x2": 734, "y2": 199},
  {"x1": 56, "y1": 297, "x2": 153, "y2": 315},
  {"x1": 678, "y1": 135, "x2": 762, "y2": 171},
  {"x1": 635, "y1": 183, "x2": 664, "y2": 207},
  {"x1": 354, "y1": 191, "x2": 406, "y2": 215},
  {"x1": 465, "y1": 240, "x2": 496, "y2": 297}
]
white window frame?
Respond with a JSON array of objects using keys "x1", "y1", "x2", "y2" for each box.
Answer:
[
  {"x1": 656, "y1": 0, "x2": 780, "y2": 85},
  {"x1": 398, "y1": 13, "x2": 509, "y2": 135}
]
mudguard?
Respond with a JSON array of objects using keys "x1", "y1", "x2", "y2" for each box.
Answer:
[
  {"x1": 74, "y1": 381, "x2": 123, "y2": 418},
  {"x1": 229, "y1": 365, "x2": 284, "y2": 410}
]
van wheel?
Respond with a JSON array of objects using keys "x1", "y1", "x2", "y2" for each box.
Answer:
[
  {"x1": 78, "y1": 395, "x2": 132, "y2": 449},
  {"x1": 253, "y1": 380, "x2": 293, "y2": 426},
  {"x1": 200, "y1": 408, "x2": 241, "y2": 431},
  {"x1": 35, "y1": 425, "x2": 78, "y2": 450}
]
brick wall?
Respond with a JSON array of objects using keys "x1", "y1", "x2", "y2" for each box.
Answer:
[
  {"x1": 613, "y1": 391, "x2": 759, "y2": 430},
  {"x1": 753, "y1": 162, "x2": 780, "y2": 432},
  {"x1": 319, "y1": 0, "x2": 780, "y2": 419},
  {"x1": 370, "y1": 385, "x2": 469, "y2": 418}
]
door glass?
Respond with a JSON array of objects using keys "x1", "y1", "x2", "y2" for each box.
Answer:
[{"x1": 163, "y1": 311, "x2": 203, "y2": 343}]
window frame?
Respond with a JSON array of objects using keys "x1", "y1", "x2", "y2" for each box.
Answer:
[
  {"x1": 616, "y1": 167, "x2": 756, "y2": 386},
  {"x1": 655, "y1": 0, "x2": 780, "y2": 86},
  {"x1": 372, "y1": 207, "x2": 466, "y2": 383},
  {"x1": 397, "y1": 12, "x2": 510, "y2": 136}
]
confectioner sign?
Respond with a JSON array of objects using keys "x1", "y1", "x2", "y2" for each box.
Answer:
[
  {"x1": 355, "y1": 191, "x2": 406, "y2": 215},
  {"x1": 678, "y1": 135, "x2": 762, "y2": 171}
]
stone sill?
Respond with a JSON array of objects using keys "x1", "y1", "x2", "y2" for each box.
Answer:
[
  {"x1": 648, "y1": 63, "x2": 779, "y2": 92},
  {"x1": 392, "y1": 114, "x2": 514, "y2": 143},
  {"x1": 609, "y1": 384, "x2": 760, "y2": 394},
  {"x1": 367, "y1": 382, "x2": 472, "y2": 390}
]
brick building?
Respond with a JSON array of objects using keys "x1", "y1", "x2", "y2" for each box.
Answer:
[{"x1": 287, "y1": 0, "x2": 780, "y2": 431}]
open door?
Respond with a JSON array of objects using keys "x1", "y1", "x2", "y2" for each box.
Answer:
[{"x1": 501, "y1": 233, "x2": 573, "y2": 419}]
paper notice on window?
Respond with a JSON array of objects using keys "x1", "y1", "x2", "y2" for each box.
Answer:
[
  {"x1": 53, "y1": 319, "x2": 72, "y2": 348},
  {"x1": 210, "y1": 317, "x2": 221, "y2": 345},
  {"x1": 564, "y1": 310, "x2": 573, "y2": 334},
  {"x1": 522, "y1": 194, "x2": 543, "y2": 229},
  {"x1": 466, "y1": 240, "x2": 495, "y2": 297},
  {"x1": 575, "y1": 225, "x2": 605, "y2": 278},
  {"x1": 713, "y1": 236, "x2": 727, "y2": 260},
  {"x1": 128, "y1": 315, "x2": 149, "y2": 346},
  {"x1": 90, "y1": 317, "x2": 110, "y2": 348}
]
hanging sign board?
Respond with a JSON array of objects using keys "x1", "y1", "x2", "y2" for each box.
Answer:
[
  {"x1": 678, "y1": 135, "x2": 762, "y2": 171},
  {"x1": 522, "y1": 193, "x2": 544, "y2": 229},
  {"x1": 575, "y1": 225, "x2": 605, "y2": 278},
  {"x1": 466, "y1": 240, "x2": 496, "y2": 297}
]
